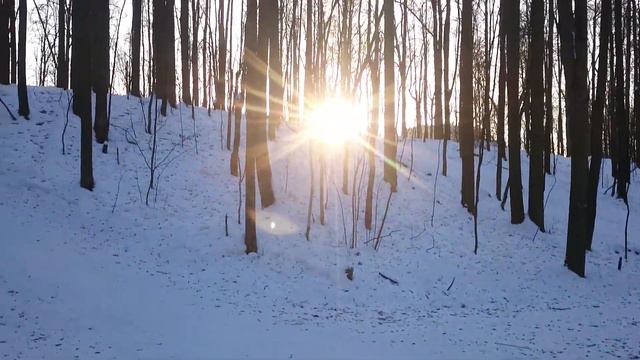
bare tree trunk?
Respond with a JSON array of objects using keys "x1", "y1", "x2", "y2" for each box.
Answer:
[
  {"x1": 192, "y1": 0, "x2": 200, "y2": 106},
  {"x1": 431, "y1": 0, "x2": 443, "y2": 140},
  {"x1": 0, "y1": 0, "x2": 10, "y2": 84},
  {"x1": 543, "y1": 0, "x2": 553, "y2": 174},
  {"x1": 459, "y1": 0, "x2": 473, "y2": 211},
  {"x1": 558, "y1": 0, "x2": 589, "y2": 277},
  {"x1": 73, "y1": 0, "x2": 94, "y2": 190},
  {"x1": 93, "y1": 0, "x2": 110, "y2": 144},
  {"x1": 131, "y1": 0, "x2": 142, "y2": 97},
  {"x1": 506, "y1": 0, "x2": 524, "y2": 223},
  {"x1": 586, "y1": 0, "x2": 611, "y2": 251},
  {"x1": 496, "y1": 0, "x2": 506, "y2": 200},
  {"x1": 255, "y1": 0, "x2": 275, "y2": 208},
  {"x1": 181, "y1": 0, "x2": 192, "y2": 104},
  {"x1": 527, "y1": 0, "x2": 545, "y2": 231},
  {"x1": 215, "y1": 0, "x2": 226, "y2": 109},
  {"x1": 17, "y1": 0, "x2": 28, "y2": 118},
  {"x1": 383, "y1": 0, "x2": 397, "y2": 192},
  {"x1": 244, "y1": 0, "x2": 258, "y2": 253},
  {"x1": 267, "y1": 0, "x2": 283, "y2": 139},
  {"x1": 615, "y1": 0, "x2": 630, "y2": 199},
  {"x1": 56, "y1": 0, "x2": 67, "y2": 88}
]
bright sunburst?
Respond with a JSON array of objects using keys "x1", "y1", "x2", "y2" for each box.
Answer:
[{"x1": 307, "y1": 98, "x2": 366, "y2": 146}]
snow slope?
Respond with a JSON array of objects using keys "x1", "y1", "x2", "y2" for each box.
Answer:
[{"x1": 0, "y1": 85, "x2": 639, "y2": 359}]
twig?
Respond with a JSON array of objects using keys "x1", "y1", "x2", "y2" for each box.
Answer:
[
  {"x1": 446, "y1": 277, "x2": 455, "y2": 291},
  {"x1": 0, "y1": 95, "x2": 16, "y2": 120},
  {"x1": 61, "y1": 92, "x2": 71, "y2": 154},
  {"x1": 431, "y1": 139, "x2": 442, "y2": 227},
  {"x1": 112, "y1": 174, "x2": 123, "y2": 213},
  {"x1": 378, "y1": 272, "x2": 399, "y2": 285},
  {"x1": 495, "y1": 342, "x2": 532, "y2": 351}
]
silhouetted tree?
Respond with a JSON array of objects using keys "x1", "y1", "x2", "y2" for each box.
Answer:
[
  {"x1": 459, "y1": 0, "x2": 473, "y2": 211},
  {"x1": 17, "y1": 0, "x2": 28, "y2": 118},
  {"x1": 383, "y1": 0, "x2": 397, "y2": 192}
]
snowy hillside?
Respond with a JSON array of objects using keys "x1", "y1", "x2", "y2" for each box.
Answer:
[{"x1": 1, "y1": 85, "x2": 639, "y2": 359}]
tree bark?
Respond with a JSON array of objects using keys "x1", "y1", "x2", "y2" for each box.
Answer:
[
  {"x1": 383, "y1": 0, "x2": 397, "y2": 192},
  {"x1": 131, "y1": 0, "x2": 142, "y2": 97},
  {"x1": 527, "y1": 0, "x2": 545, "y2": 231},
  {"x1": 558, "y1": 0, "x2": 589, "y2": 277},
  {"x1": 506, "y1": 0, "x2": 524, "y2": 223},
  {"x1": 93, "y1": 0, "x2": 110, "y2": 144},
  {"x1": 73, "y1": 0, "x2": 94, "y2": 190},
  {"x1": 244, "y1": 0, "x2": 258, "y2": 253},
  {"x1": 459, "y1": 0, "x2": 473, "y2": 211},
  {"x1": 17, "y1": 0, "x2": 28, "y2": 118},
  {"x1": 180, "y1": 0, "x2": 191, "y2": 104},
  {"x1": 586, "y1": 0, "x2": 611, "y2": 251}
]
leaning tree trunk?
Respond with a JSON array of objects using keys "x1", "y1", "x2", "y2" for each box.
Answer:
[
  {"x1": 506, "y1": 0, "x2": 524, "y2": 224},
  {"x1": 17, "y1": 0, "x2": 28, "y2": 118},
  {"x1": 459, "y1": 0, "x2": 474, "y2": 211}
]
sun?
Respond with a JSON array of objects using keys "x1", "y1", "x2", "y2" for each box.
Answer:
[{"x1": 307, "y1": 98, "x2": 365, "y2": 146}]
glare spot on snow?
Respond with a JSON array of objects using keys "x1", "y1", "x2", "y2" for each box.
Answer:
[{"x1": 270, "y1": 221, "x2": 276, "y2": 230}]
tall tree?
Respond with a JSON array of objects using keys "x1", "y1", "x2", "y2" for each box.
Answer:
[
  {"x1": 192, "y1": 0, "x2": 200, "y2": 106},
  {"x1": 180, "y1": 0, "x2": 191, "y2": 104},
  {"x1": 383, "y1": 0, "x2": 397, "y2": 192},
  {"x1": 131, "y1": 0, "x2": 142, "y2": 96},
  {"x1": 215, "y1": 0, "x2": 226, "y2": 110},
  {"x1": 0, "y1": 0, "x2": 11, "y2": 84},
  {"x1": 528, "y1": 0, "x2": 545, "y2": 231},
  {"x1": 254, "y1": 0, "x2": 275, "y2": 208},
  {"x1": 506, "y1": 0, "x2": 524, "y2": 224},
  {"x1": 72, "y1": 0, "x2": 94, "y2": 190},
  {"x1": 93, "y1": 0, "x2": 110, "y2": 144},
  {"x1": 543, "y1": 0, "x2": 554, "y2": 174},
  {"x1": 267, "y1": 0, "x2": 282, "y2": 138},
  {"x1": 56, "y1": 0, "x2": 68, "y2": 88},
  {"x1": 558, "y1": 0, "x2": 589, "y2": 277},
  {"x1": 614, "y1": 0, "x2": 629, "y2": 199},
  {"x1": 17, "y1": 0, "x2": 28, "y2": 118},
  {"x1": 459, "y1": 0, "x2": 473, "y2": 211},
  {"x1": 586, "y1": 0, "x2": 611, "y2": 251},
  {"x1": 431, "y1": 0, "x2": 443, "y2": 139},
  {"x1": 496, "y1": 0, "x2": 506, "y2": 200},
  {"x1": 244, "y1": 0, "x2": 258, "y2": 253}
]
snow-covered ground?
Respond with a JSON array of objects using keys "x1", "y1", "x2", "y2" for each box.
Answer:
[{"x1": 1, "y1": 85, "x2": 639, "y2": 359}]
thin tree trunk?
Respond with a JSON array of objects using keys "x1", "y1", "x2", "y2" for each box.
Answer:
[
  {"x1": 181, "y1": 0, "x2": 191, "y2": 104},
  {"x1": 244, "y1": 0, "x2": 258, "y2": 253},
  {"x1": 496, "y1": 0, "x2": 506, "y2": 200},
  {"x1": 131, "y1": 0, "x2": 142, "y2": 97}
]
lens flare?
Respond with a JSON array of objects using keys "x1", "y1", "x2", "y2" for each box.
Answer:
[{"x1": 307, "y1": 98, "x2": 364, "y2": 146}]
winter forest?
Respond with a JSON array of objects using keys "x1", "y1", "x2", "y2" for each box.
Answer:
[{"x1": 0, "y1": 0, "x2": 639, "y2": 358}]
